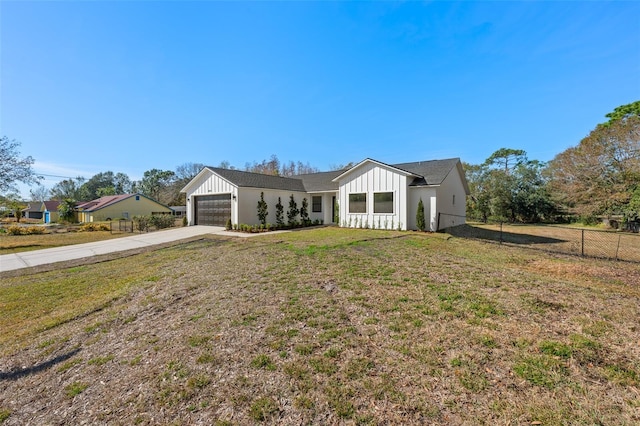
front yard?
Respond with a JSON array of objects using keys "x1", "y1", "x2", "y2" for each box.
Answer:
[{"x1": 0, "y1": 228, "x2": 638, "y2": 424}]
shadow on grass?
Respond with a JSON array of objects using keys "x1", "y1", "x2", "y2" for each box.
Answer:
[
  {"x1": 0, "y1": 348, "x2": 81, "y2": 381},
  {"x1": 446, "y1": 224, "x2": 567, "y2": 245}
]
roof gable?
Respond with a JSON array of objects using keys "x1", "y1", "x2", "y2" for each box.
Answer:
[
  {"x1": 77, "y1": 194, "x2": 169, "y2": 212},
  {"x1": 331, "y1": 158, "x2": 422, "y2": 182}
]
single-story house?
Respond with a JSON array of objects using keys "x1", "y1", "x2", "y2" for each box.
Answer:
[
  {"x1": 22, "y1": 201, "x2": 62, "y2": 223},
  {"x1": 181, "y1": 157, "x2": 470, "y2": 231},
  {"x1": 76, "y1": 193, "x2": 173, "y2": 222}
]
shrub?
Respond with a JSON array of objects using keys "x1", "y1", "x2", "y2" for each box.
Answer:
[
  {"x1": 300, "y1": 198, "x2": 310, "y2": 225},
  {"x1": 257, "y1": 192, "x2": 268, "y2": 226},
  {"x1": 80, "y1": 223, "x2": 109, "y2": 232},
  {"x1": 416, "y1": 198, "x2": 426, "y2": 231},
  {"x1": 7, "y1": 225, "x2": 24, "y2": 235},
  {"x1": 27, "y1": 226, "x2": 46, "y2": 234},
  {"x1": 133, "y1": 216, "x2": 151, "y2": 232},
  {"x1": 150, "y1": 214, "x2": 174, "y2": 229},
  {"x1": 225, "y1": 218, "x2": 232, "y2": 230},
  {"x1": 275, "y1": 197, "x2": 284, "y2": 227},
  {"x1": 182, "y1": 216, "x2": 188, "y2": 227},
  {"x1": 287, "y1": 194, "x2": 299, "y2": 227}
]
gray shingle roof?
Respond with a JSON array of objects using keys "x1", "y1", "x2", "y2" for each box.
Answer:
[
  {"x1": 207, "y1": 167, "x2": 307, "y2": 192},
  {"x1": 205, "y1": 158, "x2": 462, "y2": 192},
  {"x1": 392, "y1": 158, "x2": 460, "y2": 186},
  {"x1": 296, "y1": 169, "x2": 344, "y2": 192}
]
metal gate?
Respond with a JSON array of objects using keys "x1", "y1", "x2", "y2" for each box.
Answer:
[{"x1": 194, "y1": 194, "x2": 231, "y2": 226}]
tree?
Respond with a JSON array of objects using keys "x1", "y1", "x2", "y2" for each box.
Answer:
[
  {"x1": 466, "y1": 149, "x2": 558, "y2": 223},
  {"x1": 257, "y1": 192, "x2": 268, "y2": 226},
  {"x1": 603, "y1": 100, "x2": 640, "y2": 126},
  {"x1": 300, "y1": 197, "x2": 310, "y2": 225},
  {"x1": 287, "y1": 194, "x2": 299, "y2": 226},
  {"x1": 50, "y1": 177, "x2": 85, "y2": 201},
  {"x1": 547, "y1": 115, "x2": 640, "y2": 218},
  {"x1": 29, "y1": 185, "x2": 50, "y2": 202},
  {"x1": 113, "y1": 172, "x2": 133, "y2": 194},
  {"x1": 245, "y1": 154, "x2": 281, "y2": 175},
  {"x1": 416, "y1": 198, "x2": 426, "y2": 231},
  {"x1": 0, "y1": 136, "x2": 41, "y2": 194},
  {"x1": 134, "y1": 169, "x2": 176, "y2": 204},
  {"x1": 0, "y1": 193, "x2": 25, "y2": 222},
  {"x1": 275, "y1": 197, "x2": 284, "y2": 227},
  {"x1": 57, "y1": 198, "x2": 77, "y2": 223},
  {"x1": 483, "y1": 148, "x2": 527, "y2": 173}
]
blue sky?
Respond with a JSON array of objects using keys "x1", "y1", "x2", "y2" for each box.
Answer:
[{"x1": 2, "y1": 1, "x2": 639, "y2": 197}]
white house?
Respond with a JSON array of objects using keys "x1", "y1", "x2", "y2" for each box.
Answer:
[{"x1": 181, "y1": 157, "x2": 470, "y2": 231}]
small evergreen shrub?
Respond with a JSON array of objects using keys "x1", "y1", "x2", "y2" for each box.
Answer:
[
  {"x1": 416, "y1": 198, "x2": 426, "y2": 231},
  {"x1": 225, "y1": 218, "x2": 232, "y2": 230},
  {"x1": 275, "y1": 197, "x2": 285, "y2": 227},
  {"x1": 257, "y1": 192, "x2": 268, "y2": 226}
]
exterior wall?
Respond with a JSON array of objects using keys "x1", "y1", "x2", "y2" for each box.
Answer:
[
  {"x1": 435, "y1": 166, "x2": 468, "y2": 229},
  {"x1": 407, "y1": 187, "x2": 438, "y2": 231},
  {"x1": 44, "y1": 210, "x2": 60, "y2": 223},
  {"x1": 184, "y1": 170, "x2": 238, "y2": 225},
  {"x1": 237, "y1": 188, "x2": 309, "y2": 226},
  {"x1": 337, "y1": 162, "x2": 408, "y2": 230},
  {"x1": 83, "y1": 197, "x2": 172, "y2": 222},
  {"x1": 308, "y1": 192, "x2": 337, "y2": 224}
]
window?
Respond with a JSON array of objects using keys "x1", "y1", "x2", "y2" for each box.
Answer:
[
  {"x1": 374, "y1": 192, "x2": 394, "y2": 213},
  {"x1": 312, "y1": 196, "x2": 322, "y2": 213},
  {"x1": 349, "y1": 193, "x2": 367, "y2": 213},
  {"x1": 135, "y1": 195, "x2": 140, "y2": 201}
]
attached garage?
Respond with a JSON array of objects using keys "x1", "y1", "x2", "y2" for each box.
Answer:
[{"x1": 194, "y1": 194, "x2": 231, "y2": 226}]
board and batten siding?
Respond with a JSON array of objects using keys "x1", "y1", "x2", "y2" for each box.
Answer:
[
  {"x1": 337, "y1": 162, "x2": 408, "y2": 230},
  {"x1": 185, "y1": 170, "x2": 238, "y2": 225}
]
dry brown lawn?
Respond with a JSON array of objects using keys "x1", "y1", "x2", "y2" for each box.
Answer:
[
  {"x1": 0, "y1": 228, "x2": 638, "y2": 425},
  {"x1": 0, "y1": 230, "x2": 128, "y2": 254}
]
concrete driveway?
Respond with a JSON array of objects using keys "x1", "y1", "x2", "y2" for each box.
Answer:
[{"x1": 0, "y1": 226, "x2": 234, "y2": 273}]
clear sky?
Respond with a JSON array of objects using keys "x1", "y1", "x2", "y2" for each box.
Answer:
[{"x1": 2, "y1": 1, "x2": 639, "y2": 197}]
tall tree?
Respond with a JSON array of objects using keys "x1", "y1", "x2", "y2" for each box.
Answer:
[
  {"x1": 29, "y1": 185, "x2": 50, "y2": 202},
  {"x1": 466, "y1": 149, "x2": 558, "y2": 222},
  {"x1": 0, "y1": 136, "x2": 41, "y2": 194},
  {"x1": 135, "y1": 169, "x2": 176, "y2": 204},
  {"x1": 50, "y1": 177, "x2": 85, "y2": 201},
  {"x1": 547, "y1": 115, "x2": 640, "y2": 218},
  {"x1": 602, "y1": 100, "x2": 640, "y2": 127}
]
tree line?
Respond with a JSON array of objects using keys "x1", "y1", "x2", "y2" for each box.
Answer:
[{"x1": 466, "y1": 101, "x2": 640, "y2": 226}]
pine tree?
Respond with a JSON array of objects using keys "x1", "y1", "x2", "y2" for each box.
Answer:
[
  {"x1": 416, "y1": 198, "x2": 426, "y2": 231},
  {"x1": 257, "y1": 192, "x2": 268, "y2": 226},
  {"x1": 275, "y1": 197, "x2": 284, "y2": 227}
]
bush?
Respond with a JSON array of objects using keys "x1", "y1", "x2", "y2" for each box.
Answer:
[
  {"x1": 182, "y1": 216, "x2": 188, "y2": 227},
  {"x1": 27, "y1": 226, "x2": 46, "y2": 234},
  {"x1": 7, "y1": 225, "x2": 24, "y2": 235},
  {"x1": 80, "y1": 223, "x2": 109, "y2": 232},
  {"x1": 225, "y1": 218, "x2": 232, "y2": 230},
  {"x1": 150, "y1": 214, "x2": 174, "y2": 229},
  {"x1": 133, "y1": 216, "x2": 151, "y2": 232}
]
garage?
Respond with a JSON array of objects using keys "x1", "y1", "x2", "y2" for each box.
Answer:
[{"x1": 194, "y1": 194, "x2": 231, "y2": 226}]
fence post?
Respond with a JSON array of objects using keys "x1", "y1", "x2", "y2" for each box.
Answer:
[
  {"x1": 437, "y1": 213, "x2": 441, "y2": 232},
  {"x1": 615, "y1": 234, "x2": 621, "y2": 260},
  {"x1": 581, "y1": 229, "x2": 585, "y2": 256}
]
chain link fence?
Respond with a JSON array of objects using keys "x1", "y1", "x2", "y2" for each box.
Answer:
[{"x1": 439, "y1": 213, "x2": 640, "y2": 263}]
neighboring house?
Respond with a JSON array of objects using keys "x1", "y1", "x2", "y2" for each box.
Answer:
[
  {"x1": 181, "y1": 157, "x2": 470, "y2": 231},
  {"x1": 76, "y1": 193, "x2": 173, "y2": 222},
  {"x1": 22, "y1": 203, "x2": 44, "y2": 221},
  {"x1": 171, "y1": 206, "x2": 186, "y2": 218},
  {"x1": 21, "y1": 201, "x2": 62, "y2": 223}
]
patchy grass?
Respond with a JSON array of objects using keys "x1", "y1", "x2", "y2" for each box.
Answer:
[
  {"x1": 0, "y1": 230, "x2": 127, "y2": 254},
  {"x1": 1, "y1": 228, "x2": 639, "y2": 424}
]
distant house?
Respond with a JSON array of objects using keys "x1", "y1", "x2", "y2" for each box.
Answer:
[
  {"x1": 181, "y1": 157, "x2": 470, "y2": 231},
  {"x1": 76, "y1": 193, "x2": 172, "y2": 222},
  {"x1": 21, "y1": 201, "x2": 62, "y2": 223},
  {"x1": 170, "y1": 206, "x2": 186, "y2": 218}
]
